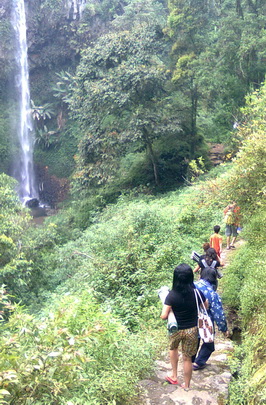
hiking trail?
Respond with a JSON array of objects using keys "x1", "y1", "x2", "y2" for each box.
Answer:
[{"x1": 137, "y1": 241, "x2": 243, "y2": 405}]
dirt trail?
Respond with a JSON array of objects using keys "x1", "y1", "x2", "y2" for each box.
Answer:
[{"x1": 137, "y1": 241, "x2": 243, "y2": 405}]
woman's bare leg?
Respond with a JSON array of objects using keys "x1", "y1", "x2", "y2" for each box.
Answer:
[
  {"x1": 169, "y1": 349, "x2": 179, "y2": 381},
  {"x1": 183, "y1": 354, "x2": 192, "y2": 388}
]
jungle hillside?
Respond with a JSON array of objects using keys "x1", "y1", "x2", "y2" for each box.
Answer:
[{"x1": 0, "y1": 0, "x2": 266, "y2": 404}]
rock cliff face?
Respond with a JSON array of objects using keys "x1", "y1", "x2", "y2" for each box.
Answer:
[
  {"x1": 0, "y1": 0, "x2": 15, "y2": 83},
  {"x1": 26, "y1": 0, "x2": 77, "y2": 71}
]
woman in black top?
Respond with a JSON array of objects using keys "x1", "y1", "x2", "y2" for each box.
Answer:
[{"x1": 161, "y1": 264, "x2": 207, "y2": 390}]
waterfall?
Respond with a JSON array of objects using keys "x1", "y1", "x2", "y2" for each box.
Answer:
[
  {"x1": 67, "y1": 0, "x2": 87, "y2": 20},
  {"x1": 12, "y1": 0, "x2": 38, "y2": 204}
]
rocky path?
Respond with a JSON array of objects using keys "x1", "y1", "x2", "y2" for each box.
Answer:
[
  {"x1": 137, "y1": 243, "x2": 242, "y2": 405},
  {"x1": 138, "y1": 334, "x2": 233, "y2": 405}
]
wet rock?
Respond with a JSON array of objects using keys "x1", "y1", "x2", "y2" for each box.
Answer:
[
  {"x1": 30, "y1": 206, "x2": 47, "y2": 218},
  {"x1": 26, "y1": 198, "x2": 39, "y2": 208},
  {"x1": 35, "y1": 165, "x2": 70, "y2": 208}
]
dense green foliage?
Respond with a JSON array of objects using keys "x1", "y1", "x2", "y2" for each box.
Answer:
[
  {"x1": 0, "y1": 0, "x2": 266, "y2": 403},
  {"x1": 0, "y1": 105, "x2": 13, "y2": 173},
  {"x1": 0, "y1": 289, "x2": 157, "y2": 404},
  {"x1": 65, "y1": 0, "x2": 208, "y2": 193},
  {"x1": 219, "y1": 84, "x2": 266, "y2": 404},
  {"x1": 0, "y1": 84, "x2": 266, "y2": 401},
  {"x1": 0, "y1": 174, "x2": 36, "y2": 301},
  {"x1": 1, "y1": 0, "x2": 265, "y2": 193},
  {"x1": 168, "y1": 0, "x2": 266, "y2": 142},
  {"x1": 0, "y1": 170, "x2": 228, "y2": 403}
]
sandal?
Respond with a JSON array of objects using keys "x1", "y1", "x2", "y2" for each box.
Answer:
[
  {"x1": 193, "y1": 363, "x2": 207, "y2": 371},
  {"x1": 165, "y1": 376, "x2": 179, "y2": 385},
  {"x1": 181, "y1": 383, "x2": 189, "y2": 391}
]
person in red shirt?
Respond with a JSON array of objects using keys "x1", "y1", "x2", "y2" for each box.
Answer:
[{"x1": 210, "y1": 225, "x2": 223, "y2": 261}]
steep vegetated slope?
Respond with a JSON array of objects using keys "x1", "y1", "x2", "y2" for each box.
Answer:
[
  {"x1": 221, "y1": 85, "x2": 266, "y2": 404},
  {"x1": 0, "y1": 0, "x2": 265, "y2": 403},
  {"x1": 0, "y1": 83, "x2": 265, "y2": 403}
]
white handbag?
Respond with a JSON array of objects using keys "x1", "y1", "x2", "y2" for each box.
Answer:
[{"x1": 194, "y1": 289, "x2": 214, "y2": 343}]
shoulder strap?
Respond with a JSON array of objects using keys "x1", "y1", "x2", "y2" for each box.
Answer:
[
  {"x1": 202, "y1": 259, "x2": 208, "y2": 268},
  {"x1": 194, "y1": 289, "x2": 200, "y2": 315},
  {"x1": 210, "y1": 261, "x2": 217, "y2": 268},
  {"x1": 194, "y1": 289, "x2": 208, "y2": 316}
]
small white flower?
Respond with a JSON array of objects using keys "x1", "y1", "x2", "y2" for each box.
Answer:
[{"x1": 68, "y1": 337, "x2": 75, "y2": 345}]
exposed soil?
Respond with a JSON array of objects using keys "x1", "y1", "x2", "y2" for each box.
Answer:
[
  {"x1": 208, "y1": 143, "x2": 225, "y2": 166},
  {"x1": 137, "y1": 240, "x2": 243, "y2": 405}
]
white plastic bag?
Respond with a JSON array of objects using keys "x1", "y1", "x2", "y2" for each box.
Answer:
[{"x1": 158, "y1": 286, "x2": 178, "y2": 334}]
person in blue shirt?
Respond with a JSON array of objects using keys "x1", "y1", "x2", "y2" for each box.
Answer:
[{"x1": 193, "y1": 267, "x2": 229, "y2": 370}]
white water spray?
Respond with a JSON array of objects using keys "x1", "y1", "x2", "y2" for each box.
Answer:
[
  {"x1": 67, "y1": 0, "x2": 87, "y2": 20},
  {"x1": 12, "y1": 0, "x2": 38, "y2": 203}
]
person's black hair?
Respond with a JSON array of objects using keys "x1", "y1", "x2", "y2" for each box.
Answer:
[
  {"x1": 172, "y1": 263, "x2": 194, "y2": 295},
  {"x1": 200, "y1": 267, "x2": 218, "y2": 291},
  {"x1": 214, "y1": 225, "x2": 220, "y2": 233},
  {"x1": 205, "y1": 247, "x2": 218, "y2": 265}
]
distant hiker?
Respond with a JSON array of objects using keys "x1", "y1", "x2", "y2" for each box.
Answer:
[
  {"x1": 193, "y1": 267, "x2": 229, "y2": 370},
  {"x1": 210, "y1": 225, "x2": 223, "y2": 263},
  {"x1": 224, "y1": 202, "x2": 241, "y2": 249},
  {"x1": 160, "y1": 264, "x2": 207, "y2": 390},
  {"x1": 194, "y1": 247, "x2": 222, "y2": 285}
]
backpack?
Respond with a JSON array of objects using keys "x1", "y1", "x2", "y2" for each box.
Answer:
[
  {"x1": 200, "y1": 259, "x2": 222, "y2": 290},
  {"x1": 224, "y1": 209, "x2": 235, "y2": 225},
  {"x1": 201, "y1": 259, "x2": 217, "y2": 269}
]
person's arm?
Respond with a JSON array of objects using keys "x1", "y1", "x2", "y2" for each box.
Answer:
[
  {"x1": 217, "y1": 255, "x2": 224, "y2": 266},
  {"x1": 161, "y1": 304, "x2": 171, "y2": 320},
  {"x1": 215, "y1": 259, "x2": 221, "y2": 268},
  {"x1": 204, "y1": 298, "x2": 209, "y2": 310},
  {"x1": 210, "y1": 293, "x2": 227, "y2": 332},
  {"x1": 193, "y1": 264, "x2": 200, "y2": 273},
  {"x1": 223, "y1": 206, "x2": 229, "y2": 215},
  {"x1": 219, "y1": 236, "x2": 223, "y2": 252}
]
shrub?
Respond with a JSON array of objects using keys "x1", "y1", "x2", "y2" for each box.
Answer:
[{"x1": 0, "y1": 290, "x2": 158, "y2": 404}]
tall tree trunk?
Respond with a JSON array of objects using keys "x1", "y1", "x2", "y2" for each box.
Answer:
[
  {"x1": 190, "y1": 81, "x2": 198, "y2": 156},
  {"x1": 236, "y1": 0, "x2": 244, "y2": 18},
  {"x1": 143, "y1": 128, "x2": 159, "y2": 186}
]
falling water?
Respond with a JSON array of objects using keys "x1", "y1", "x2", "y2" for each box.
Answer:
[
  {"x1": 67, "y1": 0, "x2": 87, "y2": 20},
  {"x1": 12, "y1": 0, "x2": 38, "y2": 203}
]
